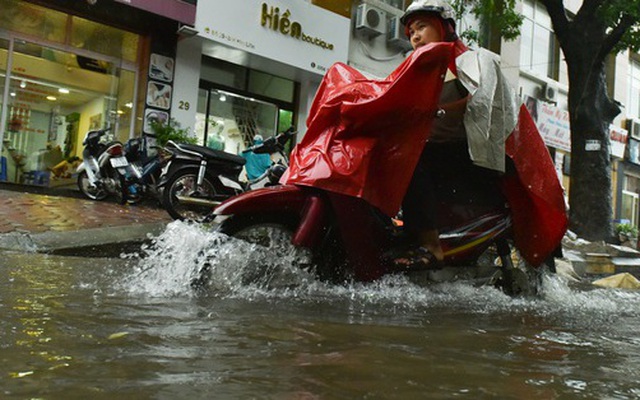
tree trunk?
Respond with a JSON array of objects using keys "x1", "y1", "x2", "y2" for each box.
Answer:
[
  {"x1": 567, "y1": 68, "x2": 614, "y2": 241},
  {"x1": 563, "y1": 24, "x2": 620, "y2": 241}
]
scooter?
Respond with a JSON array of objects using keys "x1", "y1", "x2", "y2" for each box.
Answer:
[
  {"x1": 206, "y1": 157, "x2": 559, "y2": 295},
  {"x1": 76, "y1": 127, "x2": 129, "y2": 203},
  {"x1": 121, "y1": 134, "x2": 169, "y2": 204},
  {"x1": 158, "y1": 128, "x2": 295, "y2": 221},
  {"x1": 202, "y1": 43, "x2": 566, "y2": 296}
]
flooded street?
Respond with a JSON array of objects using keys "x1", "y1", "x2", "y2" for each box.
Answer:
[{"x1": 2, "y1": 222, "x2": 640, "y2": 399}]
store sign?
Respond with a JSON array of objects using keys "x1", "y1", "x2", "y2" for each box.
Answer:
[
  {"x1": 537, "y1": 101, "x2": 571, "y2": 152},
  {"x1": 196, "y1": 0, "x2": 349, "y2": 75},
  {"x1": 609, "y1": 124, "x2": 628, "y2": 159},
  {"x1": 260, "y1": 3, "x2": 335, "y2": 51}
]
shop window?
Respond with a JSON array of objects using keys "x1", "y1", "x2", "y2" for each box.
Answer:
[
  {"x1": 205, "y1": 89, "x2": 278, "y2": 153},
  {"x1": 0, "y1": 1, "x2": 139, "y2": 63},
  {"x1": 627, "y1": 58, "x2": 640, "y2": 119},
  {"x1": 520, "y1": 0, "x2": 559, "y2": 80},
  {"x1": 248, "y1": 71, "x2": 295, "y2": 103},
  {"x1": 621, "y1": 175, "x2": 640, "y2": 226},
  {"x1": 0, "y1": 40, "x2": 134, "y2": 186},
  {"x1": 0, "y1": 0, "x2": 67, "y2": 44},
  {"x1": 71, "y1": 16, "x2": 139, "y2": 63},
  {"x1": 621, "y1": 190, "x2": 639, "y2": 226},
  {"x1": 200, "y1": 57, "x2": 247, "y2": 90},
  {"x1": 114, "y1": 69, "x2": 136, "y2": 142}
]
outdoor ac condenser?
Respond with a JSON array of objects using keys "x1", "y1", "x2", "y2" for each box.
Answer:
[
  {"x1": 387, "y1": 15, "x2": 411, "y2": 50},
  {"x1": 543, "y1": 82, "x2": 558, "y2": 103},
  {"x1": 355, "y1": 3, "x2": 386, "y2": 37}
]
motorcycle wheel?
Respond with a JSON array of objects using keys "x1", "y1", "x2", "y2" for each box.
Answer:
[
  {"x1": 161, "y1": 169, "x2": 223, "y2": 221},
  {"x1": 193, "y1": 213, "x2": 315, "y2": 289},
  {"x1": 108, "y1": 167, "x2": 128, "y2": 205},
  {"x1": 220, "y1": 213, "x2": 310, "y2": 258},
  {"x1": 124, "y1": 181, "x2": 144, "y2": 205},
  {"x1": 491, "y1": 240, "x2": 549, "y2": 297},
  {"x1": 77, "y1": 171, "x2": 108, "y2": 200}
]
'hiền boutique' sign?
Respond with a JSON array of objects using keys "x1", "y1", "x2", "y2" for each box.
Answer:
[
  {"x1": 196, "y1": 0, "x2": 348, "y2": 75},
  {"x1": 260, "y1": 3, "x2": 335, "y2": 51}
]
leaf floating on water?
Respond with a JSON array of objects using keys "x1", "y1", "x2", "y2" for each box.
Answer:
[
  {"x1": 10, "y1": 371, "x2": 34, "y2": 378},
  {"x1": 107, "y1": 331, "x2": 129, "y2": 340}
]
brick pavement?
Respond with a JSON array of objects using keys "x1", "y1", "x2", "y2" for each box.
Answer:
[
  {"x1": 0, "y1": 189, "x2": 171, "y2": 234},
  {"x1": 0, "y1": 188, "x2": 173, "y2": 252}
]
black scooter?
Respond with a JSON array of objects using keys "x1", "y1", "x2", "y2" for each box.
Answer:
[
  {"x1": 121, "y1": 134, "x2": 168, "y2": 204},
  {"x1": 157, "y1": 127, "x2": 295, "y2": 221}
]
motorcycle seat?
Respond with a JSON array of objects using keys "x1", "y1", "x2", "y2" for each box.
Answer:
[{"x1": 180, "y1": 144, "x2": 246, "y2": 166}]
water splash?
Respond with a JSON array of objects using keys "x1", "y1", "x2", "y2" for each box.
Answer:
[
  {"x1": 118, "y1": 221, "x2": 640, "y2": 317},
  {"x1": 119, "y1": 221, "x2": 317, "y2": 298}
]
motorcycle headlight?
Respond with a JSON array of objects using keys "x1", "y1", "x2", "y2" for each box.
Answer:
[{"x1": 268, "y1": 164, "x2": 287, "y2": 184}]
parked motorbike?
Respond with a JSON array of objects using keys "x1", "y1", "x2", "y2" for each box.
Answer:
[
  {"x1": 158, "y1": 127, "x2": 296, "y2": 221},
  {"x1": 121, "y1": 134, "x2": 168, "y2": 204},
  {"x1": 76, "y1": 127, "x2": 130, "y2": 203}
]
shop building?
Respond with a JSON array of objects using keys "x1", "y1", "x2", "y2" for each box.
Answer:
[
  {"x1": 169, "y1": 0, "x2": 349, "y2": 155},
  {"x1": 0, "y1": 0, "x2": 195, "y2": 187}
]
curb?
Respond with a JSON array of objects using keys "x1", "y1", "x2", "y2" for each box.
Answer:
[{"x1": 0, "y1": 222, "x2": 168, "y2": 253}]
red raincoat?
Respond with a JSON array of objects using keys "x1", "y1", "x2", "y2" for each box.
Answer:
[{"x1": 283, "y1": 42, "x2": 567, "y2": 266}]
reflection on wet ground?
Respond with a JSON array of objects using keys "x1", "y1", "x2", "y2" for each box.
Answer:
[{"x1": 2, "y1": 221, "x2": 640, "y2": 399}]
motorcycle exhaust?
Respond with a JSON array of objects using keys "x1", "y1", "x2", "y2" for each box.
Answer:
[{"x1": 175, "y1": 195, "x2": 221, "y2": 207}]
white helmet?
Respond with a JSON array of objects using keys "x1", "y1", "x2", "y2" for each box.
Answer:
[{"x1": 400, "y1": 0, "x2": 456, "y2": 27}]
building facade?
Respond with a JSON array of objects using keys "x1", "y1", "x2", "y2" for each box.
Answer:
[
  {"x1": 1, "y1": 0, "x2": 639, "y2": 235},
  {"x1": 169, "y1": 0, "x2": 350, "y2": 155},
  {"x1": 0, "y1": 0, "x2": 195, "y2": 186}
]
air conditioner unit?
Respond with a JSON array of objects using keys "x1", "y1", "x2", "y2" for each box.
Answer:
[
  {"x1": 626, "y1": 118, "x2": 640, "y2": 140},
  {"x1": 543, "y1": 82, "x2": 558, "y2": 102},
  {"x1": 355, "y1": 4, "x2": 386, "y2": 37},
  {"x1": 387, "y1": 15, "x2": 411, "y2": 49}
]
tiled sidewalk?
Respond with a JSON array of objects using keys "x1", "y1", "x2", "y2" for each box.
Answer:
[{"x1": 0, "y1": 189, "x2": 171, "y2": 235}]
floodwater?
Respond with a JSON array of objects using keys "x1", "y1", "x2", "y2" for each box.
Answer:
[{"x1": 2, "y1": 222, "x2": 640, "y2": 399}]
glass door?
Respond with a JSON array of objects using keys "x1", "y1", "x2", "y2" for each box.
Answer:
[
  {"x1": 195, "y1": 88, "x2": 280, "y2": 155},
  {"x1": 0, "y1": 39, "x2": 135, "y2": 186}
]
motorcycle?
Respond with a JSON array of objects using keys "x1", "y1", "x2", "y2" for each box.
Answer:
[
  {"x1": 204, "y1": 156, "x2": 561, "y2": 296},
  {"x1": 158, "y1": 127, "x2": 296, "y2": 221},
  {"x1": 76, "y1": 127, "x2": 130, "y2": 203},
  {"x1": 201, "y1": 42, "x2": 568, "y2": 296},
  {"x1": 121, "y1": 134, "x2": 168, "y2": 204}
]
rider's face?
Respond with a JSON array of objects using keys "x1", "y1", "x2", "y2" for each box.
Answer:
[{"x1": 408, "y1": 15, "x2": 443, "y2": 51}]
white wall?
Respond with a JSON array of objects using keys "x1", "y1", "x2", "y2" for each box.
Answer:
[{"x1": 172, "y1": 36, "x2": 203, "y2": 135}]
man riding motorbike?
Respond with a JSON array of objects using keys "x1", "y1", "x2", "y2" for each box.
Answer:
[
  {"x1": 278, "y1": 0, "x2": 566, "y2": 281},
  {"x1": 395, "y1": 0, "x2": 518, "y2": 270}
]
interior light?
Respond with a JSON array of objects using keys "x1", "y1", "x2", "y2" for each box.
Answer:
[
  {"x1": 219, "y1": 94, "x2": 227, "y2": 102},
  {"x1": 117, "y1": 110, "x2": 124, "y2": 115},
  {"x1": 10, "y1": 92, "x2": 15, "y2": 97},
  {"x1": 46, "y1": 95, "x2": 57, "y2": 101},
  {"x1": 19, "y1": 80, "x2": 26, "y2": 88},
  {"x1": 125, "y1": 102, "x2": 133, "y2": 108},
  {"x1": 58, "y1": 88, "x2": 70, "y2": 94}
]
